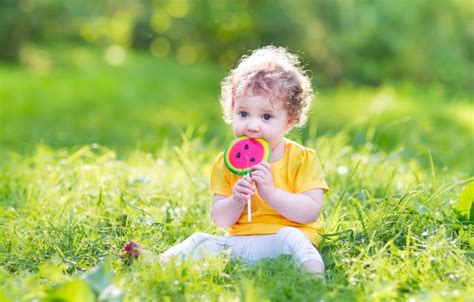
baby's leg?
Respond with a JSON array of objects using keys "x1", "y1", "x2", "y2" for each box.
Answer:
[
  {"x1": 224, "y1": 235, "x2": 278, "y2": 264},
  {"x1": 224, "y1": 231, "x2": 318, "y2": 267},
  {"x1": 219, "y1": 228, "x2": 324, "y2": 274},
  {"x1": 160, "y1": 233, "x2": 227, "y2": 263},
  {"x1": 274, "y1": 227, "x2": 325, "y2": 274}
]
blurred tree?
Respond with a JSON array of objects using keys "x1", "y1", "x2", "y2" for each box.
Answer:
[
  {"x1": 0, "y1": 0, "x2": 472, "y2": 90},
  {"x1": 0, "y1": 0, "x2": 28, "y2": 61}
]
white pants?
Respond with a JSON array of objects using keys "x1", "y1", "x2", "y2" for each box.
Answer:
[{"x1": 160, "y1": 227, "x2": 324, "y2": 269}]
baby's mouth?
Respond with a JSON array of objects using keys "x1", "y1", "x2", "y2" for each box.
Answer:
[{"x1": 244, "y1": 134, "x2": 262, "y2": 139}]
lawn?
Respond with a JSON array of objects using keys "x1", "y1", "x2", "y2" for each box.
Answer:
[{"x1": 0, "y1": 47, "x2": 473, "y2": 301}]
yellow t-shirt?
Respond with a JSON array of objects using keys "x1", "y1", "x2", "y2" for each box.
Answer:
[{"x1": 210, "y1": 138, "x2": 329, "y2": 247}]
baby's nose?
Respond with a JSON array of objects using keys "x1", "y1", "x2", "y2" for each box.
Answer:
[{"x1": 246, "y1": 119, "x2": 259, "y2": 132}]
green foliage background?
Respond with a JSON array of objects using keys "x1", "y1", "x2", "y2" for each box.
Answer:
[
  {"x1": 1, "y1": 0, "x2": 472, "y2": 89},
  {"x1": 0, "y1": 0, "x2": 473, "y2": 301}
]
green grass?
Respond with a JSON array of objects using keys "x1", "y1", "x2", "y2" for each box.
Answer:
[{"x1": 0, "y1": 47, "x2": 473, "y2": 301}]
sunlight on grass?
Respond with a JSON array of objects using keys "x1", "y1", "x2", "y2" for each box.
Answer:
[{"x1": 0, "y1": 130, "x2": 472, "y2": 301}]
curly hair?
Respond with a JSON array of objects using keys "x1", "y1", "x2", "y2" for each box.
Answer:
[{"x1": 220, "y1": 46, "x2": 314, "y2": 128}]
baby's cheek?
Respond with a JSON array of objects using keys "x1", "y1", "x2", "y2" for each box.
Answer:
[{"x1": 232, "y1": 122, "x2": 244, "y2": 135}]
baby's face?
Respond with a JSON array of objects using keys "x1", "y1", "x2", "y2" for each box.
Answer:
[{"x1": 232, "y1": 93, "x2": 292, "y2": 150}]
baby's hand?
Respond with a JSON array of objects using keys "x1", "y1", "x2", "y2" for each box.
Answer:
[
  {"x1": 232, "y1": 174, "x2": 255, "y2": 205},
  {"x1": 251, "y1": 162, "x2": 275, "y2": 202}
]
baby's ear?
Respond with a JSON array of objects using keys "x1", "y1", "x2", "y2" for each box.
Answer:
[{"x1": 285, "y1": 119, "x2": 296, "y2": 132}]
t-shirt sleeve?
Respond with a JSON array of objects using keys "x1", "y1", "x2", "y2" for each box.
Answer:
[
  {"x1": 210, "y1": 152, "x2": 233, "y2": 196},
  {"x1": 292, "y1": 148, "x2": 329, "y2": 193}
]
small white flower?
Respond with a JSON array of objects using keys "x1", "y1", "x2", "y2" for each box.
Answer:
[
  {"x1": 337, "y1": 165, "x2": 349, "y2": 175},
  {"x1": 349, "y1": 276, "x2": 358, "y2": 285}
]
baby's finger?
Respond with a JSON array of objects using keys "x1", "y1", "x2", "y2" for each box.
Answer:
[
  {"x1": 239, "y1": 174, "x2": 251, "y2": 183},
  {"x1": 244, "y1": 174, "x2": 253, "y2": 182},
  {"x1": 251, "y1": 175, "x2": 264, "y2": 184},
  {"x1": 251, "y1": 170, "x2": 266, "y2": 179},
  {"x1": 251, "y1": 164, "x2": 270, "y2": 175},
  {"x1": 238, "y1": 178, "x2": 253, "y2": 189},
  {"x1": 235, "y1": 186, "x2": 254, "y2": 196},
  {"x1": 235, "y1": 186, "x2": 253, "y2": 194}
]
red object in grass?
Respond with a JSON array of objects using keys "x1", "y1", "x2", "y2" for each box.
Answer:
[{"x1": 121, "y1": 241, "x2": 141, "y2": 260}]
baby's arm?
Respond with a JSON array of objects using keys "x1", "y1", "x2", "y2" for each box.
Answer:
[
  {"x1": 211, "y1": 174, "x2": 255, "y2": 228},
  {"x1": 251, "y1": 162, "x2": 324, "y2": 224},
  {"x1": 267, "y1": 188, "x2": 324, "y2": 224}
]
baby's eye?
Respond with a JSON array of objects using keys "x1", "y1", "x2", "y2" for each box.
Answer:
[
  {"x1": 262, "y1": 113, "x2": 272, "y2": 121},
  {"x1": 239, "y1": 111, "x2": 248, "y2": 118}
]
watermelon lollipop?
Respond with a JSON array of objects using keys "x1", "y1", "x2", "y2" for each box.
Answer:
[
  {"x1": 224, "y1": 136, "x2": 272, "y2": 175},
  {"x1": 224, "y1": 136, "x2": 272, "y2": 222}
]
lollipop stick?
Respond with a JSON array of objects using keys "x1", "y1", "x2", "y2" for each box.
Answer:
[{"x1": 247, "y1": 172, "x2": 252, "y2": 222}]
